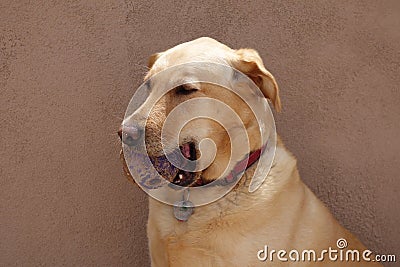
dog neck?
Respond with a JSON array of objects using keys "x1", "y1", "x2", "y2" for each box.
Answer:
[
  {"x1": 149, "y1": 137, "x2": 300, "y2": 225},
  {"x1": 209, "y1": 143, "x2": 267, "y2": 188},
  {"x1": 172, "y1": 146, "x2": 266, "y2": 221},
  {"x1": 238, "y1": 136, "x2": 297, "y2": 189},
  {"x1": 201, "y1": 137, "x2": 299, "y2": 211}
]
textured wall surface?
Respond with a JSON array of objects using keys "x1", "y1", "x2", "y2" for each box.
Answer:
[{"x1": 1, "y1": 1, "x2": 399, "y2": 266}]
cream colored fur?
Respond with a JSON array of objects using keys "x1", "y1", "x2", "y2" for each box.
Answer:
[
  {"x1": 147, "y1": 138, "x2": 380, "y2": 266},
  {"x1": 123, "y1": 37, "x2": 382, "y2": 266}
]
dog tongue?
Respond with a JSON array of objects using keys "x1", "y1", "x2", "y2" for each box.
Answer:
[{"x1": 181, "y1": 143, "x2": 191, "y2": 159}]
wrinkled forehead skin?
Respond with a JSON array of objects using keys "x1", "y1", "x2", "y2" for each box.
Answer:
[
  {"x1": 146, "y1": 37, "x2": 235, "y2": 77},
  {"x1": 142, "y1": 38, "x2": 250, "y2": 114}
]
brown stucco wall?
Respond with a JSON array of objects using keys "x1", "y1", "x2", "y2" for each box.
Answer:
[{"x1": 1, "y1": 1, "x2": 399, "y2": 266}]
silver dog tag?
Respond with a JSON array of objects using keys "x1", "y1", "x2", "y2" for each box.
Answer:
[{"x1": 173, "y1": 200, "x2": 194, "y2": 222}]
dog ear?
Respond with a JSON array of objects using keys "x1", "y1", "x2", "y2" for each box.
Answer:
[
  {"x1": 233, "y1": 48, "x2": 281, "y2": 112},
  {"x1": 147, "y1": 52, "x2": 162, "y2": 69}
]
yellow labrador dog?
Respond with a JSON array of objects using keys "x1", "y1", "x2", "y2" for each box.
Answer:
[{"x1": 119, "y1": 37, "x2": 382, "y2": 266}]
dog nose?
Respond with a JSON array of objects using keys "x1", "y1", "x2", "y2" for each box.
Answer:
[{"x1": 118, "y1": 124, "x2": 143, "y2": 146}]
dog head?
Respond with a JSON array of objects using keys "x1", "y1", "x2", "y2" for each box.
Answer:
[{"x1": 120, "y1": 37, "x2": 280, "y2": 188}]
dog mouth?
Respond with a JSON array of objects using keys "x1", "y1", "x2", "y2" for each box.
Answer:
[{"x1": 149, "y1": 141, "x2": 203, "y2": 187}]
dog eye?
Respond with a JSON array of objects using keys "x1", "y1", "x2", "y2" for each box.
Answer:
[{"x1": 175, "y1": 85, "x2": 198, "y2": 95}]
